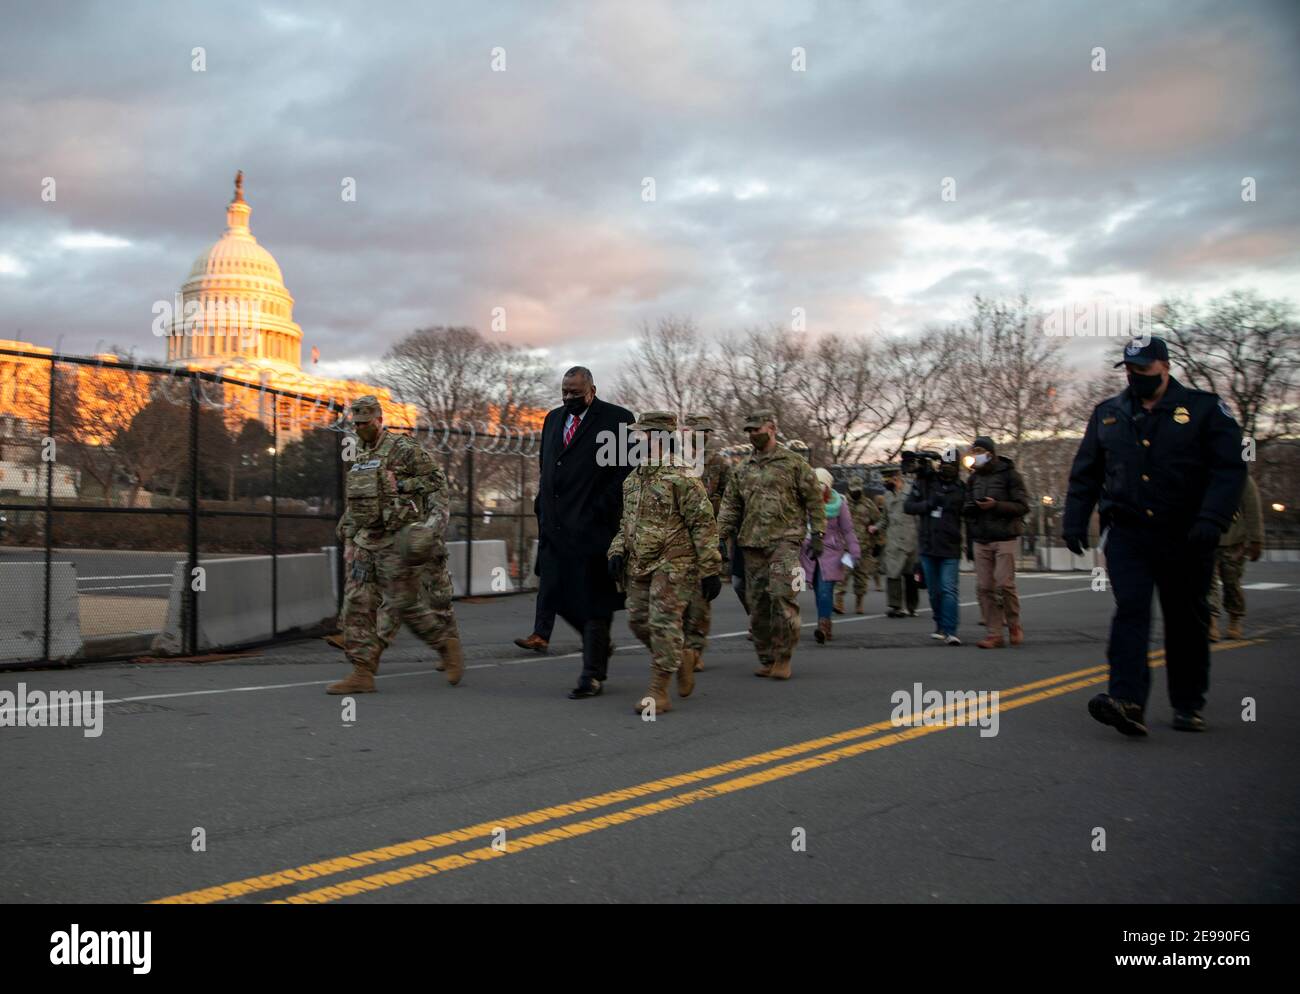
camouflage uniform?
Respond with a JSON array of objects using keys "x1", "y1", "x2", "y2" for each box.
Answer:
[
  {"x1": 608, "y1": 412, "x2": 721, "y2": 712},
  {"x1": 329, "y1": 396, "x2": 462, "y2": 693},
  {"x1": 834, "y1": 488, "x2": 882, "y2": 612},
  {"x1": 717, "y1": 411, "x2": 825, "y2": 678},
  {"x1": 1209, "y1": 475, "x2": 1264, "y2": 637},
  {"x1": 682, "y1": 414, "x2": 729, "y2": 661}
]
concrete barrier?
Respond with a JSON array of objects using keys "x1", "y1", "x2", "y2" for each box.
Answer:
[
  {"x1": 0, "y1": 562, "x2": 82, "y2": 663},
  {"x1": 1036, "y1": 546, "x2": 1097, "y2": 571},
  {"x1": 153, "y1": 553, "x2": 336, "y2": 654},
  {"x1": 445, "y1": 540, "x2": 510, "y2": 596}
]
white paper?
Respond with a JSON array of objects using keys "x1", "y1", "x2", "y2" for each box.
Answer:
[{"x1": 840, "y1": 552, "x2": 855, "y2": 567}]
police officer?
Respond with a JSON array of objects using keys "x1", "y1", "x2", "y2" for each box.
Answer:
[
  {"x1": 681, "y1": 413, "x2": 729, "y2": 673},
  {"x1": 607, "y1": 412, "x2": 721, "y2": 714},
  {"x1": 718, "y1": 410, "x2": 825, "y2": 680},
  {"x1": 1063, "y1": 337, "x2": 1245, "y2": 735},
  {"x1": 328, "y1": 396, "x2": 464, "y2": 694}
]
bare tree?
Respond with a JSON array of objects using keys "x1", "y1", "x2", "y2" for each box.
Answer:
[
  {"x1": 613, "y1": 316, "x2": 715, "y2": 418},
  {"x1": 1157, "y1": 290, "x2": 1299, "y2": 444},
  {"x1": 880, "y1": 333, "x2": 954, "y2": 458},
  {"x1": 792, "y1": 333, "x2": 904, "y2": 463}
]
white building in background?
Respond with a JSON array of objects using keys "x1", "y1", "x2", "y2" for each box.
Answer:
[
  {"x1": 164, "y1": 172, "x2": 418, "y2": 437},
  {"x1": 0, "y1": 460, "x2": 80, "y2": 498}
]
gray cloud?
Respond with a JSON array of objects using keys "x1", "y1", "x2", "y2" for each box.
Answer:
[{"x1": 1, "y1": 0, "x2": 1297, "y2": 381}]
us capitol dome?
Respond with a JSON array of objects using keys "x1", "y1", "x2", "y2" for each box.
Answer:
[{"x1": 164, "y1": 172, "x2": 415, "y2": 433}]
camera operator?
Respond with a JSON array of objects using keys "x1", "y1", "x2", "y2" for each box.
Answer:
[{"x1": 903, "y1": 449, "x2": 967, "y2": 645}]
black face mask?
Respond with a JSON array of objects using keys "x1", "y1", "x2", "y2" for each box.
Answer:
[
  {"x1": 849, "y1": 489, "x2": 862, "y2": 500},
  {"x1": 939, "y1": 463, "x2": 959, "y2": 481},
  {"x1": 1127, "y1": 371, "x2": 1162, "y2": 400},
  {"x1": 564, "y1": 395, "x2": 590, "y2": 416},
  {"x1": 748, "y1": 432, "x2": 770, "y2": 449},
  {"x1": 884, "y1": 481, "x2": 896, "y2": 493}
]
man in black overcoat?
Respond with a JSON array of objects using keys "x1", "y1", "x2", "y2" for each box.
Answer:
[{"x1": 535, "y1": 366, "x2": 635, "y2": 698}]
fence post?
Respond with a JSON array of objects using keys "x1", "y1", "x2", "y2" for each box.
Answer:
[
  {"x1": 186, "y1": 377, "x2": 200, "y2": 656},
  {"x1": 271, "y1": 406, "x2": 278, "y2": 637},
  {"x1": 335, "y1": 410, "x2": 346, "y2": 614},
  {"x1": 465, "y1": 445, "x2": 474, "y2": 596},
  {"x1": 43, "y1": 361, "x2": 55, "y2": 662},
  {"x1": 517, "y1": 449, "x2": 525, "y2": 591}
]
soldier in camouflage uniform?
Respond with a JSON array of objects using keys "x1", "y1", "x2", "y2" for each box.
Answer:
[
  {"x1": 607, "y1": 412, "x2": 722, "y2": 715},
  {"x1": 1209, "y1": 475, "x2": 1264, "y2": 640},
  {"x1": 681, "y1": 413, "x2": 729, "y2": 674},
  {"x1": 717, "y1": 410, "x2": 825, "y2": 680},
  {"x1": 327, "y1": 396, "x2": 463, "y2": 694},
  {"x1": 834, "y1": 474, "x2": 883, "y2": 614}
]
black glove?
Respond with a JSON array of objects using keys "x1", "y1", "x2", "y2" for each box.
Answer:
[
  {"x1": 1187, "y1": 519, "x2": 1221, "y2": 550},
  {"x1": 1063, "y1": 532, "x2": 1088, "y2": 556},
  {"x1": 810, "y1": 534, "x2": 824, "y2": 556},
  {"x1": 607, "y1": 555, "x2": 624, "y2": 580},
  {"x1": 701, "y1": 574, "x2": 722, "y2": 601}
]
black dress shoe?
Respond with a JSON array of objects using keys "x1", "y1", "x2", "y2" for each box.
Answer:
[
  {"x1": 1172, "y1": 710, "x2": 1206, "y2": 732},
  {"x1": 568, "y1": 679, "x2": 602, "y2": 700},
  {"x1": 886, "y1": 609, "x2": 906, "y2": 618},
  {"x1": 1088, "y1": 693, "x2": 1148, "y2": 737}
]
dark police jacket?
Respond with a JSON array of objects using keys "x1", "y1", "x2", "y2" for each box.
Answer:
[
  {"x1": 963, "y1": 456, "x2": 1030, "y2": 543},
  {"x1": 1063, "y1": 377, "x2": 1245, "y2": 537},
  {"x1": 904, "y1": 470, "x2": 966, "y2": 558},
  {"x1": 534, "y1": 396, "x2": 635, "y2": 619}
]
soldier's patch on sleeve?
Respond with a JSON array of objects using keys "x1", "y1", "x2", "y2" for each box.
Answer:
[{"x1": 1218, "y1": 398, "x2": 1236, "y2": 422}]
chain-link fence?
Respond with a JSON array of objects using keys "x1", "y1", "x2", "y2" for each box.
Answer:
[{"x1": 0, "y1": 347, "x2": 539, "y2": 669}]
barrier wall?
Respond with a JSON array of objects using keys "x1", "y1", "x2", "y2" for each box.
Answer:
[
  {"x1": 446, "y1": 540, "x2": 510, "y2": 596},
  {"x1": 153, "y1": 553, "x2": 335, "y2": 654},
  {"x1": 0, "y1": 562, "x2": 82, "y2": 663}
]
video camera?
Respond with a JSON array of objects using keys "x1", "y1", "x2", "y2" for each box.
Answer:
[{"x1": 901, "y1": 449, "x2": 943, "y2": 475}]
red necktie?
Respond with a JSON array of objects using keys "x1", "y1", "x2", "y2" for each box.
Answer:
[{"x1": 564, "y1": 415, "x2": 578, "y2": 447}]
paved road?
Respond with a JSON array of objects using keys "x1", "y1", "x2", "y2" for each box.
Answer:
[{"x1": 2, "y1": 565, "x2": 1298, "y2": 903}]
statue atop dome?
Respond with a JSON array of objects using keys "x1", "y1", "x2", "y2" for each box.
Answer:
[{"x1": 233, "y1": 170, "x2": 246, "y2": 204}]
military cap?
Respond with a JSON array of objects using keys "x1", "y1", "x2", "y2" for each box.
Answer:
[
  {"x1": 743, "y1": 409, "x2": 777, "y2": 430},
  {"x1": 349, "y1": 395, "x2": 382, "y2": 423},
  {"x1": 630, "y1": 410, "x2": 678, "y2": 431},
  {"x1": 684, "y1": 413, "x2": 713, "y2": 432},
  {"x1": 1113, "y1": 335, "x2": 1169, "y2": 368}
]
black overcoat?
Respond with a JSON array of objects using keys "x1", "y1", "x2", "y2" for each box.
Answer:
[{"x1": 535, "y1": 397, "x2": 635, "y2": 620}]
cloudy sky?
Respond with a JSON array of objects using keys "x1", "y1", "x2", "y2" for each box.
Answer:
[{"x1": 1, "y1": 0, "x2": 1297, "y2": 384}]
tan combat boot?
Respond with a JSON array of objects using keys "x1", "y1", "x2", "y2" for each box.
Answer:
[
  {"x1": 634, "y1": 668, "x2": 673, "y2": 715},
  {"x1": 693, "y1": 650, "x2": 705, "y2": 672},
  {"x1": 438, "y1": 637, "x2": 464, "y2": 685},
  {"x1": 1208, "y1": 617, "x2": 1220, "y2": 642},
  {"x1": 1226, "y1": 615, "x2": 1243, "y2": 640},
  {"x1": 832, "y1": 591, "x2": 845, "y2": 615},
  {"x1": 770, "y1": 655, "x2": 792, "y2": 680},
  {"x1": 326, "y1": 664, "x2": 376, "y2": 695},
  {"x1": 754, "y1": 660, "x2": 774, "y2": 677},
  {"x1": 677, "y1": 650, "x2": 697, "y2": 697},
  {"x1": 854, "y1": 594, "x2": 864, "y2": 614},
  {"x1": 325, "y1": 632, "x2": 346, "y2": 652}
]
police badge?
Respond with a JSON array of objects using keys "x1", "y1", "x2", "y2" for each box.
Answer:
[{"x1": 1173, "y1": 406, "x2": 1190, "y2": 424}]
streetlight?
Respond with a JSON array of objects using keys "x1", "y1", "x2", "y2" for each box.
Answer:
[{"x1": 1272, "y1": 503, "x2": 1286, "y2": 513}]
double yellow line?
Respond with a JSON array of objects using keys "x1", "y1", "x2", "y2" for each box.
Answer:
[{"x1": 154, "y1": 640, "x2": 1260, "y2": 904}]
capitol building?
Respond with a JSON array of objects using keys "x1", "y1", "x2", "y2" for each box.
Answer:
[
  {"x1": 162, "y1": 171, "x2": 416, "y2": 434},
  {"x1": 0, "y1": 172, "x2": 415, "y2": 450}
]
